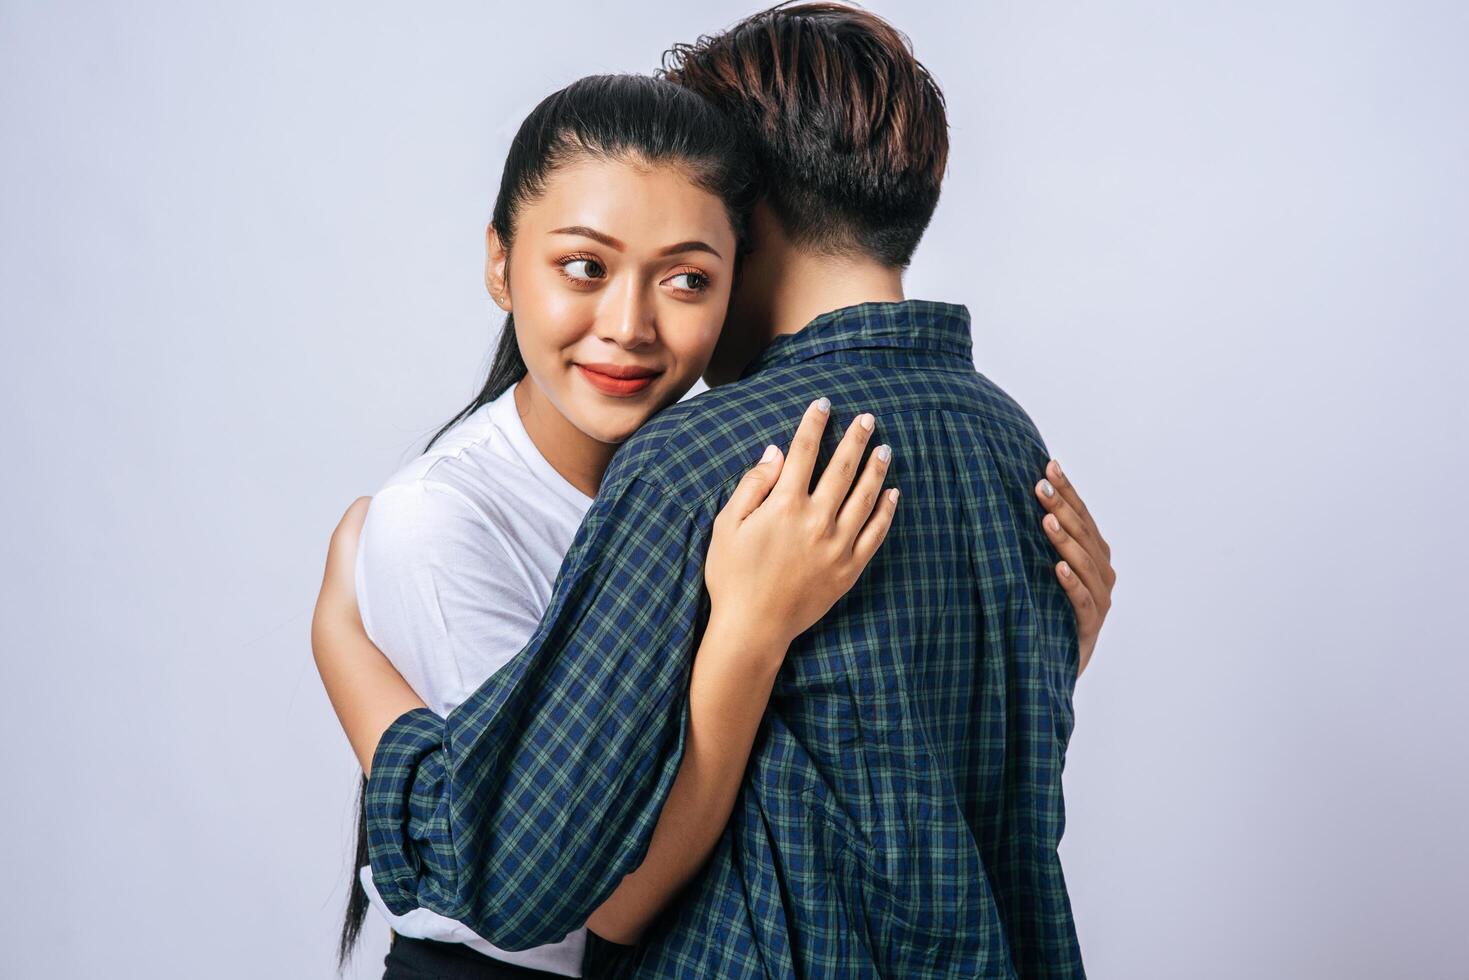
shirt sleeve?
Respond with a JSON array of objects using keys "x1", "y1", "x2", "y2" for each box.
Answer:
[
  {"x1": 354, "y1": 480, "x2": 546, "y2": 719},
  {"x1": 363, "y1": 473, "x2": 710, "y2": 950}
]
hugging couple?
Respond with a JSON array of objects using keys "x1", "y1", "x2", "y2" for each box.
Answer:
[{"x1": 312, "y1": 3, "x2": 1116, "y2": 977}]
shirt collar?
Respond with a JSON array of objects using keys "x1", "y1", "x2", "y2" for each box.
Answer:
[{"x1": 738, "y1": 299, "x2": 974, "y2": 381}]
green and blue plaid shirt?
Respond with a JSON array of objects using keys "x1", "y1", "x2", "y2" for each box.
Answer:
[{"x1": 365, "y1": 299, "x2": 1084, "y2": 978}]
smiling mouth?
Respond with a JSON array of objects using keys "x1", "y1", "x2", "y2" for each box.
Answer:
[{"x1": 575, "y1": 363, "x2": 662, "y2": 397}]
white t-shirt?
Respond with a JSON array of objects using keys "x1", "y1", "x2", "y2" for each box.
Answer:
[{"x1": 353, "y1": 383, "x2": 594, "y2": 976}]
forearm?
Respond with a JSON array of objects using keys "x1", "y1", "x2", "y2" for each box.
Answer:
[
  {"x1": 360, "y1": 479, "x2": 717, "y2": 947},
  {"x1": 312, "y1": 609, "x2": 428, "y2": 774},
  {"x1": 584, "y1": 613, "x2": 787, "y2": 945}
]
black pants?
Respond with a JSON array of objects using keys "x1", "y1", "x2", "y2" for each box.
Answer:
[{"x1": 382, "y1": 931, "x2": 577, "y2": 980}]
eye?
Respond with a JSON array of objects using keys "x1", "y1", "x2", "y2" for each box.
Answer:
[
  {"x1": 664, "y1": 270, "x2": 711, "y2": 293},
  {"x1": 559, "y1": 256, "x2": 605, "y2": 283}
]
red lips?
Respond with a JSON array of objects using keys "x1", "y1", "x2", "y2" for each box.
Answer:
[{"x1": 576, "y1": 362, "x2": 662, "y2": 396}]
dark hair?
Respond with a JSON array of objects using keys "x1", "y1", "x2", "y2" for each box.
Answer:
[
  {"x1": 336, "y1": 73, "x2": 757, "y2": 973},
  {"x1": 659, "y1": 1, "x2": 949, "y2": 268}
]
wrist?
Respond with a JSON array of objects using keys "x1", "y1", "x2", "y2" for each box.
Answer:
[{"x1": 705, "y1": 608, "x2": 791, "y2": 669}]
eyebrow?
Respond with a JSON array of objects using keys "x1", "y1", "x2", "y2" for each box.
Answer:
[{"x1": 549, "y1": 225, "x2": 723, "y2": 260}]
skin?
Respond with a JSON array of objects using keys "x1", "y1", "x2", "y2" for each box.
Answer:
[
  {"x1": 1036, "y1": 458, "x2": 1114, "y2": 677},
  {"x1": 313, "y1": 155, "x2": 1119, "y2": 947},
  {"x1": 701, "y1": 200, "x2": 905, "y2": 388},
  {"x1": 487, "y1": 154, "x2": 740, "y2": 498}
]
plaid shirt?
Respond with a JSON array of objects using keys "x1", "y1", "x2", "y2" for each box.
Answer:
[{"x1": 365, "y1": 299, "x2": 1084, "y2": 978}]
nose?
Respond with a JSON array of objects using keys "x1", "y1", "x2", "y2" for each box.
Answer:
[{"x1": 597, "y1": 276, "x2": 657, "y2": 349}]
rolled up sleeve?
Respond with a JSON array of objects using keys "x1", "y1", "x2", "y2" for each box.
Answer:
[{"x1": 363, "y1": 473, "x2": 710, "y2": 950}]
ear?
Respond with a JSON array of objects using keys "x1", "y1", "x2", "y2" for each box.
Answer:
[{"x1": 485, "y1": 221, "x2": 511, "y2": 312}]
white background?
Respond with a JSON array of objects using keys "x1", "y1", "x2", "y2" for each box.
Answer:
[{"x1": 2, "y1": 2, "x2": 1465, "y2": 977}]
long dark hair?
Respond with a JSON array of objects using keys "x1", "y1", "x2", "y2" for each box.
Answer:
[{"x1": 336, "y1": 73, "x2": 758, "y2": 972}]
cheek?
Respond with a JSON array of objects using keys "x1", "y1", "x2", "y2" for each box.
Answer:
[
  {"x1": 662, "y1": 305, "x2": 727, "y2": 370},
  {"x1": 512, "y1": 266, "x2": 595, "y2": 355},
  {"x1": 670, "y1": 275, "x2": 734, "y2": 357}
]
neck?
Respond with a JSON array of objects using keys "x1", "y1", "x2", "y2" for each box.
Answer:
[
  {"x1": 760, "y1": 252, "x2": 906, "y2": 347},
  {"x1": 513, "y1": 377, "x2": 614, "y2": 498}
]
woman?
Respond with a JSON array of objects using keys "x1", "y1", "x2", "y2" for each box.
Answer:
[
  {"x1": 314, "y1": 73, "x2": 896, "y2": 979},
  {"x1": 313, "y1": 74, "x2": 1113, "y2": 979}
]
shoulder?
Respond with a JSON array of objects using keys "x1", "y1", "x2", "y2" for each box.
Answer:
[
  {"x1": 356, "y1": 478, "x2": 541, "y2": 624},
  {"x1": 597, "y1": 396, "x2": 704, "y2": 486},
  {"x1": 598, "y1": 381, "x2": 774, "y2": 509},
  {"x1": 364, "y1": 479, "x2": 487, "y2": 540},
  {"x1": 965, "y1": 369, "x2": 1052, "y2": 457},
  {"x1": 359, "y1": 479, "x2": 514, "y2": 575}
]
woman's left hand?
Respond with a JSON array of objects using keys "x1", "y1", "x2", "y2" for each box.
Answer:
[{"x1": 1033, "y1": 460, "x2": 1116, "y2": 679}]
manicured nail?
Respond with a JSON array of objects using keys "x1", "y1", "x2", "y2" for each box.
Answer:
[
  {"x1": 857, "y1": 413, "x2": 874, "y2": 431},
  {"x1": 814, "y1": 397, "x2": 830, "y2": 413},
  {"x1": 1045, "y1": 514, "x2": 1061, "y2": 533},
  {"x1": 760, "y1": 444, "x2": 780, "y2": 464},
  {"x1": 875, "y1": 444, "x2": 892, "y2": 462},
  {"x1": 887, "y1": 488, "x2": 900, "y2": 503},
  {"x1": 1052, "y1": 459, "x2": 1064, "y2": 480},
  {"x1": 1039, "y1": 478, "x2": 1055, "y2": 498}
]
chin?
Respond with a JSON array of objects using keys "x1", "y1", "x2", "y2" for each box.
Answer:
[
  {"x1": 575, "y1": 405, "x2": 646, "y2": 445},
  {"x1": 594, "y1": 424, "x2": 639, "y2": 445}
]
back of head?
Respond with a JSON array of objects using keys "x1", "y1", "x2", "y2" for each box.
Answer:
[{"x1": 660, "y1": 1, "x2": 949, "y2": 269}]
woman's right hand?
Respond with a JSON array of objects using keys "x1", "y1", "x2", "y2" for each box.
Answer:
[{"x1": 704, "y1": 396, "x2": 899, "y2": 656}]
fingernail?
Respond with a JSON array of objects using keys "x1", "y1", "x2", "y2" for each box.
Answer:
[
  {"x1": 1053, "y1": 459, "x2": 1064, "y2": 479},
  {"x1": 888, "y1": 488, "x2": 900, "y2": 503},
  {"x1": 1059, "y1": 561, "x2": 1072, "y2": 578},
  {"x1": 1045, "y1": 514, "x2": 1060, "y2": 533},
  {"x1": 760, "y1": 444, "x2": 780, "y2": 464},
  {"x1": 857, "y1": 413, "x2": 874, "y2": 431},
  {"x1": 814, "y1": 397, "x2": 830, "y2": 413},
  {"x1": 1039, "y1": 478, "x2": 1055, "y2": 498},
  {"x1": 876, "y1": 444, "x2": 891, "y2": 462}
]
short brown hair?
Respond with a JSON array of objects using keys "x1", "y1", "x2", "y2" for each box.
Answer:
[{"x1": 660, "y1": 1, "x2": 949, "y2": 268}]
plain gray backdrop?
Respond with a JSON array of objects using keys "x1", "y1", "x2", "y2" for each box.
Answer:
[{"x1": 2, "y1": 2, "x2": 1465, "y2": 977}]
